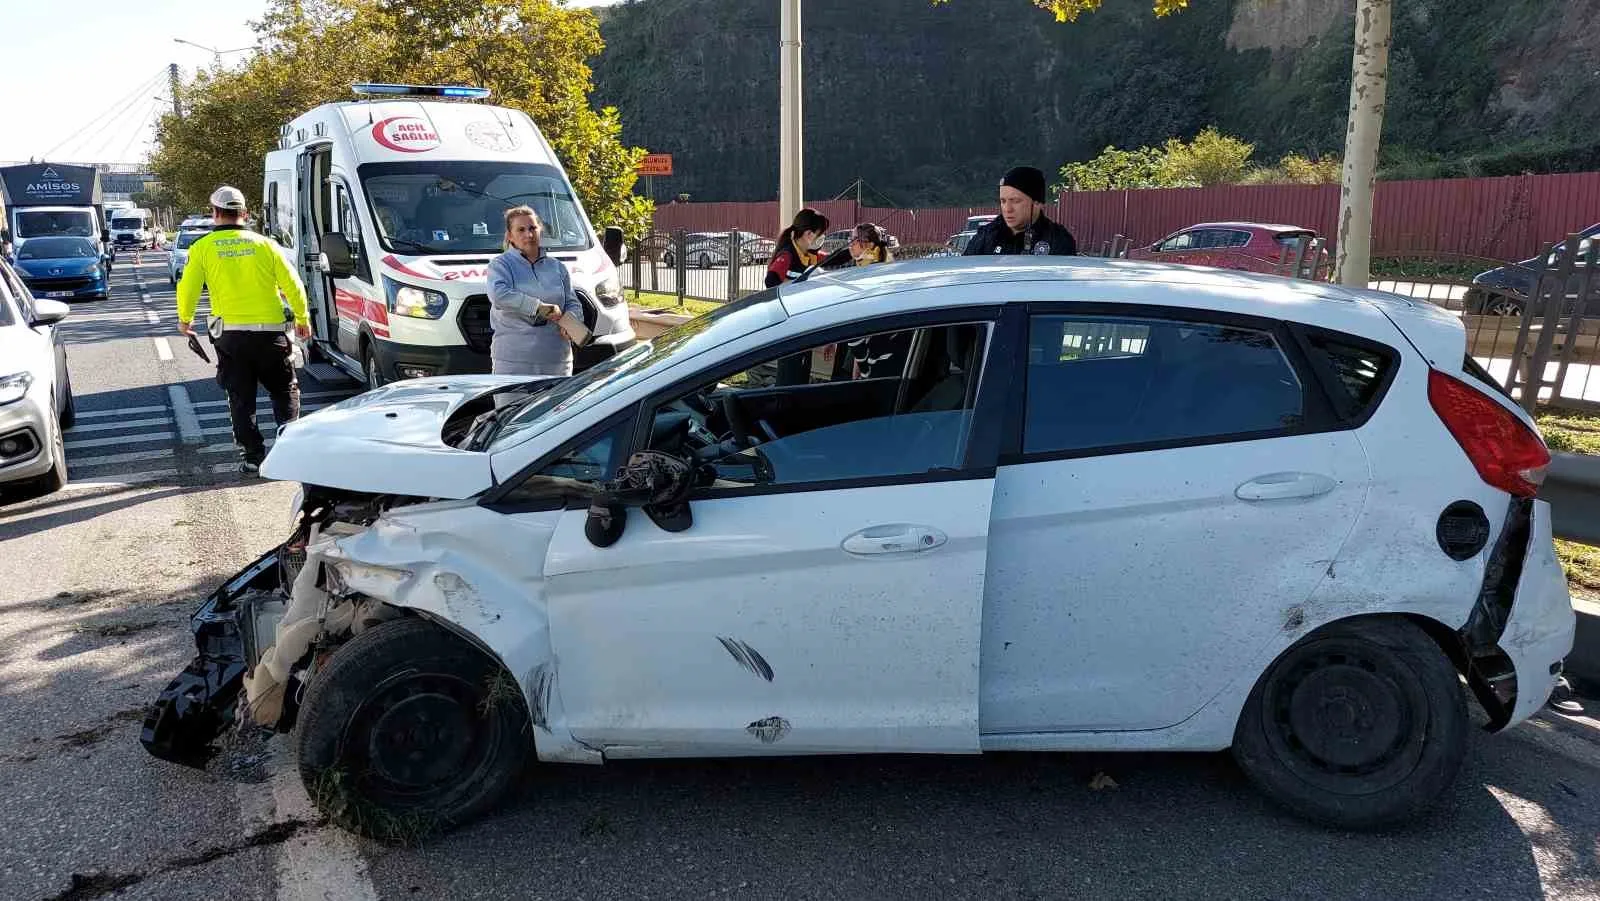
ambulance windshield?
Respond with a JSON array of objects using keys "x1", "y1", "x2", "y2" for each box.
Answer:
[{"x1": 359, "y1": 161, "x2": 592, "y2": 255}]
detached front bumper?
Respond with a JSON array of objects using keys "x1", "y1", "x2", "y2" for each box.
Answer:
[{"x1": 140, "y1": 550, "x2": 282, "y2": 767}]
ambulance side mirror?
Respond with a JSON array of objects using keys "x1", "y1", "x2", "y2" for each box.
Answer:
[
  {"x1": 602, "y1": 226, "x2": 626, "y2": 266},
  {"x1": 320, "y1": 233, "x2": 356, "y2": 280}
]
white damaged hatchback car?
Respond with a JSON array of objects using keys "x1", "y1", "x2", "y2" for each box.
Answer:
[{"x1": 141, "y1": 256, "x2": 1575, "y2": 838}]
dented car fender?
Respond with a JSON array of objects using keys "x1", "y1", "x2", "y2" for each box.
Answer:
[{"x1": 305, "y1": 500, "x2": 601, "y2": 764}]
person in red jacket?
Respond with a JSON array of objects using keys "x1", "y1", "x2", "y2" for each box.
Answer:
[{"x1": 765, "y1": 207, "x2": 830, "y2": 288}]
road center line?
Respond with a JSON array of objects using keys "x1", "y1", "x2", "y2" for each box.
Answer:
[
  {"x1": 168, "y1": 385, "x2": 204, "y2": 445},
  {"x1": 145, "y1": 310, "x2": 160, "y2": 325},
  {"x1": 154, "y1": 337, "x2": 173, "y2": 361}
]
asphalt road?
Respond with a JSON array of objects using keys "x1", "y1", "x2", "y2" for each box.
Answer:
[{"x1": 1, "y1": 252, "x2": 1598, "y2": 900}]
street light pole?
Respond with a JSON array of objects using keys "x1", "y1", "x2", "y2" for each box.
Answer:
[{"x1": 778, "y1": 0, "x2": 803, "y2": 234}]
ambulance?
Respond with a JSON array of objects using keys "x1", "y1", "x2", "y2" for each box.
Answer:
[{"x1": 262, "y1": 84, "x2": 635, "y2": 386}]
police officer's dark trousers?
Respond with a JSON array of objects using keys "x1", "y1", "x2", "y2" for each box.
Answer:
[{"x1": 215, "y1": 330, "x2": 300, "y2": 464}]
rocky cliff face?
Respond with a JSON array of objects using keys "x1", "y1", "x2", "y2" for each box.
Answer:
[{"x1": 593, "y1": 0, "x2": 1600, "y2": 204}]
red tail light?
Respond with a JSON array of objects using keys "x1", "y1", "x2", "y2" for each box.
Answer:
[{"x1": 1428, "y1": 369, "x2": 1550, "y2": 497}]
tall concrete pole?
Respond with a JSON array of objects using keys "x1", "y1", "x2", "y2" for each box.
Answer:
[
  {"x1": 778, "y1": 0, "x2": 803, "y2": 233},
  {"x1": 168, "y1": 63, "x2": 183, "y2": 118}
]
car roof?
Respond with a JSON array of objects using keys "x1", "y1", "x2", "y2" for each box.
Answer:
[
  {"x1": 1181, "y1": 221, "x2": 1314, "y2": 234},
  {"x1": 776, "y1": 255, "x2": 1402, "y2": 330}
]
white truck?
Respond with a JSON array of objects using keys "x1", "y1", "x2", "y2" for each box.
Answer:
[
  {"x1": 262, "y1": 83, "x2": 635, "y2": 386},
  {"x1": 0, "y1": 163, "x2": 113, "y2": 270}
]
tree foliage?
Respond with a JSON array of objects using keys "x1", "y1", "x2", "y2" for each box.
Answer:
[
  {"x1": 1058, "y1": 130, "x2": 1342, "y2": 191},
  {"x1": 934, "y1": 0, "x2": 1188, "y2": 23},
  {"x1": 150, "y1": 0, "x2": 651, "y2": 237}
]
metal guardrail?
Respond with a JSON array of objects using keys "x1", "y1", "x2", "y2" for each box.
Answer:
[{"x1": 1544, "y1": 452, "x2": 1600, "y2": 544}]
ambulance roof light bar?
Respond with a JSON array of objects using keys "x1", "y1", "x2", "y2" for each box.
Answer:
[{"x1": 351, "y1": 83, "x2": 493, "y2": 100}]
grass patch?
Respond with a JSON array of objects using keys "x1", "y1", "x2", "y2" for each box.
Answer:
[
  {"x1": 1536, "y1": 409, "x2": 1600, "y2": 456},
  {"x1": 1557, "y1": 540, "x2": 1600, "y2": 601},
  {"x1": 628, "y1": 289, "x2": 723, "y2": 318},
  {"x1": 307, "y1": 767, "x2": 439, "y2": 847}
]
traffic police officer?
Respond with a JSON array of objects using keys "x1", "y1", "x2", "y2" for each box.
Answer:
[
  {"x1": 963, "y1": 166, "x2": 1079, "y2": 257},
  {"x1": 176, "y1": 186, "x2": 311, "y2": 474}
]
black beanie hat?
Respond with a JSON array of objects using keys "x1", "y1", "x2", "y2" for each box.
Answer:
[{"x1": 1001, "y1": 166, "x2": 1048, "y2": 203}]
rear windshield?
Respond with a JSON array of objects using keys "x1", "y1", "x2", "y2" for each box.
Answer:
[
  {"x1": 1303, "y1": 331, "x2": 1396, "y2": 420},
  {"x1": 1274, "y1": 231, "x2": 1316, "y2": 247},
  {"x1": 175, "y1": 231, "x2": 204, "y2": 249}
]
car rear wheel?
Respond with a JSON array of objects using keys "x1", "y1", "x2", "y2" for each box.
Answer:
[
  {"x1": 1232, "y1": 616, "x2": 1466, "y2": 829},
  {"x1": 59, "y1": 373, "x2": 76, "y2": 430},
  {"x1": 697, "y1": 252, "x2": 712, "y2": 269},
  {"x1": 662, "y1": 251, "x2": 676, "y2": 268},
  {"x1": 296, "y1": 617, "x2": 532, "y2": 841},
  {"x1": 363, "y1": 343, "x2": 385, "y2": 389}
]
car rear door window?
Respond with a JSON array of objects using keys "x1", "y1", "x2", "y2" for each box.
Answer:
[
  {"x1": 1023, "y1": 315, "x2": 1305, "y2": 455},
  {"x1": 1300, "y1": 332, "x2": 1396, "y2": 421}
]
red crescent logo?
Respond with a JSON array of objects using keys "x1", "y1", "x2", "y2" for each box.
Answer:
[{"x1": 371, "y1": 116, "x2": 441, "y2": 153}]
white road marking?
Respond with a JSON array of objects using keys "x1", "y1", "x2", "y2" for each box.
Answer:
[
  {"x1": 65, "y1": 431, "x2": 176, "y2": 450},
  {"x1": 144, "y1": 310, "x2": 160, "y2": 325},
  {"x1": 62, "y1": 416, "x2": 171, "y2": 434},
  {"x1": 61, "y1": 470, "x2": 178, "y2": 489},
  {"x1": 67, "y1": 448, "x2": 175, "y2": 468},
  {"x1": 191, "y1": 391, "x2": 350, "y2": 409},
  {"x1": 75, "y1": 405, "x2": 168, "y2": 419},
  {"x1": 236, "y1": 758, "x2": 380, "y2": 901},
  {"x1": 154, "y1": 336, "x2": 173, "y2": 360},
  {"x1": 195, "y1": 403, "x2": 330, "y2": 422},
  {"x1": 168, "y1": 385, "x2": 204, "y2": 445}
]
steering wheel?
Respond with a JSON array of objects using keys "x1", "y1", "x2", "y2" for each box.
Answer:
[
  {"x1": 721, "y1": 394, "x2": 758, "y2": 448},
  {"x1": 681, "y1": 389, "x2": 715, "y2": 417}
]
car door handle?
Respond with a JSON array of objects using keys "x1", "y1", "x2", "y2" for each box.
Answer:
[
  {"x1": 842, "y1": 524, "x2": 947, "y2": 556},
  {"x1": 1236, "y1": 472, "x2": 1337, "y2": 501}
]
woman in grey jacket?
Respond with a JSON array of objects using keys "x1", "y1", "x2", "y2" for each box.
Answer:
[{"x1": 486, "y1": 205, "x2": 584, "y2": 376}]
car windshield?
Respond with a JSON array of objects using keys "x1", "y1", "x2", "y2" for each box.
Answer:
[
  {"x1": 16, "y1": 210, "x2": 96, "y2": 239},
  {"x1": 360, "y1": 161, "x2": 591, "y2": 255},
  {"x1": 16, "y1": 237, "x2": 97, "y2": 259},
  {"x1": 175, "y1": 231, "x2": 204, "y2": 249},
  {"x1": 488, "y1": 288, "x2": 788, "y2": 451},
  {"x1": 112, "y1": 218, "x2": 142, "y2": 229}
]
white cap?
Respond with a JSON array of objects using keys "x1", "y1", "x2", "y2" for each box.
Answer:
[{"x1": 209, "y1": 185, "x2": 247, "y2": 211}]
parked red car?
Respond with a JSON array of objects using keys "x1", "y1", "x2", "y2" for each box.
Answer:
[{"x1": 1127, "y1": 222, "x2": 1322, "y2": 275}]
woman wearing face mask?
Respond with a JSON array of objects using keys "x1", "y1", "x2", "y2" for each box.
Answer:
[
  {"x1": 848, "y1": 222, "x2": 892, "y2": 266},
  {"x1": 765, "y1": 207, "x2": 830, "y2": 288}
]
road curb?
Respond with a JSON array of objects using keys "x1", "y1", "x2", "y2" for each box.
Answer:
[{"x1": 1570, "y1": 599, "x2": 1600, "y2": 693}]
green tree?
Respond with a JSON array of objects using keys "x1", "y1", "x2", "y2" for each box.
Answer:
[
  {"x1": 934, "y1": 0, "x2": 1189, "y2": 23},
  {"x1": 1159, "y1": 127, "x2": 1255, "y2": 186},
  {"x1": 150, "y1": 0, "x2": 651, "y2": 238},
  {"x1": 1055, "y1": 145, "x2": 1167, "y2": 192}
]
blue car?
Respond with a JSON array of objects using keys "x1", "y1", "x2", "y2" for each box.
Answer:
[{"x1": 12, "y1": 237, "x2": 109, "y2": 301}]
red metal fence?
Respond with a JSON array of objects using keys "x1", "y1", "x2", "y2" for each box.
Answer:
[{"x1": 651, "y1": 172, "x2": 1600, "y2": 262}]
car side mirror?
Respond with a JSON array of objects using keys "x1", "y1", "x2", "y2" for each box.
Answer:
[
  {"x1": 320, "y1": 233, "x2": 355, "y2": 279},
  {"x1": 31, "y1": 298, "x2": 70, "y2": 326},
  {"x1": 583, "y1": 450, "x2": 697, "y2": 547},
  {"x1": 602, "y1": 226, "x2": 626, "y2": 266}
]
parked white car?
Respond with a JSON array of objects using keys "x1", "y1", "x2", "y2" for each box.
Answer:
[
  {"x1": 140, "y1": 256, "x2": 1575, "y2": 839},
  {"x1": 0, "y1": 259, "x2": 74, "y2": 495},
  {"x1": 167, "y1": 228, "x2": 211, "y2": 286}
]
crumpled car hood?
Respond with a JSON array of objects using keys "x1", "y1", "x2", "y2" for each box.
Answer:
[{"x1": 259, "y1": 374, "x2": 548, "y2": 498}]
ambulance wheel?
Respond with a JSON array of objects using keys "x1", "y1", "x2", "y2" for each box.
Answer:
[{"x1": 364, "y1": 344, "x2": 386, "y2": 388}]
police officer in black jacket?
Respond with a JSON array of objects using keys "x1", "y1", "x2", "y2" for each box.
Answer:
[{"x1": 963, "y1": 166, "x2": 1078, "y2": 257}]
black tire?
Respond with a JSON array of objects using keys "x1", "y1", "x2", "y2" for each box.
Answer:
[
  {"x1": 59, "y1": 373, "x2": 76, "y2": 429},
  {"x1": 662, "y1": 251, "x2": 675, "y2": 268},
  {"x1": 1232, "y1": 616, "x2": 1466, "y2": 830},
  {"x1": 296, "y1": 617, "x2": 532, "y2": 841},
  {"x1": 363, "y1": 343, "x2": 386, "y2": 389},
  {"x1": 697, "y1": 252, "x2": 712, "y2": 269},
  {"x1": 29, "y1": 413, "x2": 68, "y2": 496}
]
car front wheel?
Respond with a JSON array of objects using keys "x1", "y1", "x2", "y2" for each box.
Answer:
[
  {"x1": 296, "y1": 617, "x2": 532, "y2": 841},
  {"x1": 1232, "y1": 616, "x2": 1467, "y2": 829}
]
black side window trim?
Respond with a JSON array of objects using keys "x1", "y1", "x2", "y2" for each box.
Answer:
[
  {"x1": 333, "y1": 177, "x2": 374, "y2": 284},
  {"x1": 480, "y1": 404, "x2": 638, "y2": 513},
  {"x1": 625, "y1": 305, "x2": 1010, "y2": 498},
  {"x1": 1000, "y1": 302, "x2": 1346, "y2": 466},
  {"x1": 1287, "y1": 323, "x2": 1402, "y2": 428}
]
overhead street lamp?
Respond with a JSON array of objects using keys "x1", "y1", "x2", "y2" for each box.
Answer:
[{"x1": 172, "y1": 38, "x2": 255, "y2": 66}]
